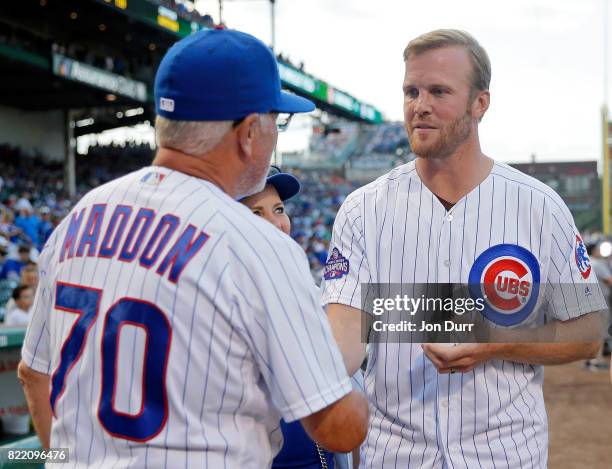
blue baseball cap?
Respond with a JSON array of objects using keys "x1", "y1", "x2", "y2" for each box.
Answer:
[
  {"x1": 154, "y1": 28, "x2": 315, "y2": 121},
  {"x1": 239, "y1": 166, "x2": 300, "y2": 201},
  {"x1": 266, "y1": 166, "x2": 300, "y2": 201}
]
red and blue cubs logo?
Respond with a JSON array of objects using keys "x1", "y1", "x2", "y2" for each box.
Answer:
[
  {"x1": 574, "y1": 235, "x2": 591, "y2": 279},
  {"x1": 469, "y1": 244, "x2": 540, "y2": 326}
]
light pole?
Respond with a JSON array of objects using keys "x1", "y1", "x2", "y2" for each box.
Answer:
[
  {"x1": 603, "y1": 0, "x2": 610, "y2": 235},
  {"x1": 213, "y1": 0, "x2": 281, "y2": 163},
  {"x1": 215, "y1": 0, "x2": 277, "y2": 49},
  {"x1": 270, "y1": 0, "x2": 276, "y2": 50}
]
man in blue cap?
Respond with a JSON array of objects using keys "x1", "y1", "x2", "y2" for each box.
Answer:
[{"x1": 18, "y1": 29, "x2": 368, "y2": 468}]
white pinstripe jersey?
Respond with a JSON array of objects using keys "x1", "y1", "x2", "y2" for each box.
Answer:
[
  {"x1": 22, "y1": 166, "x2": 351, "y2": 468},
  {"x1": 321, "y1": 160, "x2": 606, "y2": 469}
]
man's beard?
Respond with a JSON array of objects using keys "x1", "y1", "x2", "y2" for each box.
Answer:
[{"x1": 408, "y1": 111, "x2": 472, "y2": 160}]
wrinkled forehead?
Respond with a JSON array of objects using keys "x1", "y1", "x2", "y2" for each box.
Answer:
[{"x1": 403, "y1": 46, "x2": 473, "y2": 87}]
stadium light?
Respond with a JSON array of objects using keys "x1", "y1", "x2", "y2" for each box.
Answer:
[
  {"x1": 76, "y1": 118, "x2": 95, "y2": 128},
  {"x1": 599, "y1": 241, "x2": 612, "y2": 257},
  {"x1": 125, "y1": 107, "x2": 144, "y2": 117}
]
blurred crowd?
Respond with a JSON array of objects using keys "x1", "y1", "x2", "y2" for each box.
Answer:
[
  {"x1": 310, "y1": 122, "x2": 360, "y2": 161},
  {"x1": 149, "y1": 0, "x2": 215, "y2": 26},
  {"x1": 0, "y1": 2, "x2": 217, "y2": 85},
  {"x1": 353, "y1": 122, "x2": 410, "y2": 159},
  {"x1": 307, "y1": 121, "x2": 411, "y2": 166},
  {"x1": 574, "y1": 233, "x2": 612, "y2": 371},
  {"x1": 284, "y1": 171, "x2": 356, "y2": 284},
  {"x1": 51, "y1": 42, "x2": 160, "y2": 84},
  {"x1": 0, "y1": 143, "x2": 154, "y2": 323},
  {"x1": 0, "y1": 19, "x2": 161, "y2": 83},
  {"x1": 0, "y1": 144, "x2": 353, "y2": 326},
  {"x1": 5, "y1": 141, "x2": 607, "y2": 359},
  {"x1": 276, "y1": 53, "x2": 305, "y2": 72}
]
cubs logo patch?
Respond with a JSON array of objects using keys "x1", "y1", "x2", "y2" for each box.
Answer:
[
  {"x1": 324, "y1": 248, "x2": 349, "y2": 280},
  {"x1": 468, "y1": 244, "x2": 541, "y2": 326},
  {"x1": 141, "y1": 171, "x2": 166, "y2": 185},
  {"x1": 574, "y1": 235, "x2": 591, "y2": 279}
]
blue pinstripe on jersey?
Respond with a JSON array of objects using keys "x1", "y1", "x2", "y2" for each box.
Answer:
[
  {"x1": 321, "y1": 160, "x2": 605, "y2": 468},
  {"x1": 23, "y1": 167, "x2": 351, "y2": 468}
]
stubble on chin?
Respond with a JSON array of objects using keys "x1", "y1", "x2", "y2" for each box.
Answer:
[{"x1": 407, "y1": 112, "x2": 472, "y2": 160}]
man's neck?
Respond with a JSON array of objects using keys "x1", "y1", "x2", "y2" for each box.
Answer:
[
  {"x1": 152, "y1": 147, "x2": 237, "y2": 198},
  {"x1": 415, "y1": 145, "x2": 493, "y2": 204}
]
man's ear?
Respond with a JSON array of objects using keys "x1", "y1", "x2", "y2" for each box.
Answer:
[
  {"x1": 472, "y1": 90, "x2": 490, "y2": 122},
  {"x1": 236, "y1": 113, "x2": 260, "y2": 162}
]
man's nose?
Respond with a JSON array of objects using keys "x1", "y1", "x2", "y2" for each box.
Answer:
[{"x1": 413, "y1": 91, "x2": 432, "y2": 116}]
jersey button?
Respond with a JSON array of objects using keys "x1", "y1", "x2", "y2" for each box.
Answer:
[
  {"x1": 443, "y1": 259, "x2": 451, "y2": 267},
  {"x1": 446, "y1": 214, "x2": 453, "y2": 222},
  {"x1": 440, "y1": 400, "x2": 449, "y2": 408}
]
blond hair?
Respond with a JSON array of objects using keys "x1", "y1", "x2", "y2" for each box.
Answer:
[{"x1": 403, "y1": 29, "x2": 491, "y2": 98}]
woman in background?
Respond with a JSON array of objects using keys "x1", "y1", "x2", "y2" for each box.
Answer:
[{"x1": 241, "y1": 166, "x2": 361, "y2": 469}]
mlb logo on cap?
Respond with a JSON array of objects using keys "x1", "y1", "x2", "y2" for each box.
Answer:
[{"x1": 159, "y1": 98, "x2": 175, "y2": 113}]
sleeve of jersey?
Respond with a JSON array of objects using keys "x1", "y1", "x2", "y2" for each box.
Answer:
[
  {"x1": 544, "y1": 209, "x2": 608, "y2": 320},
  {"x1": 320, "y1": 197, "x2": 370, "y2": 309},
  {"x1": 21, "y1": 244, "x2": 55, "y2": 374},
  {"x1": 237, "y1": 241, "x2": 351, "y2": 423}
]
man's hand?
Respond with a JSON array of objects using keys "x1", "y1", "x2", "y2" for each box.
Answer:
[
  {"x1": 422, "y1": 338, "x2": 601, "y2": 371},
  {"x1": 421, "y1": 343, "x2": 495, "y2": 373}
]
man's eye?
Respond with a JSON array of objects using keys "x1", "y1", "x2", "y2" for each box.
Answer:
[
  {"x1": 252, "y1": 210, "x2": 262, "y2": 217},
  {"x1": 405, "y1": 88, "x2": 418, "y2": 98},
  {"x1": 275, "y1": 206, "x2": 285, "y2": 214},
  {"x1": 432, "y1": 88, "x2": 446, "y2": 95}
]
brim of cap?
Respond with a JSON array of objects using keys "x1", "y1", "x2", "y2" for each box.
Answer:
[
  {"x1": 274, "y1": 91, "x2": 315, "y2": 114},
  {"x1": 267, "y1": 173, "x2": 300, "y2": 201}
]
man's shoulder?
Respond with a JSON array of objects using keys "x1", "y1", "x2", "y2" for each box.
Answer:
[
  {"x1": 221, "y1": 205, "x2": 311, "y2": 281},
  {"x1": 342, "y1": 160, "x2": 417, "y2": 210},
  {"x1": 73, "y1": 168, "x2": 148, "y2": 206},
  {"x1": 491, "y1": 161, "x2": 571, "y2": 218},
  {"x1": 208, "y1": 199, "x2": 303, "y2": 256}
]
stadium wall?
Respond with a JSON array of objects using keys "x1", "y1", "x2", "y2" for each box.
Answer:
[{"x1": 0, "y1": 105, "x2": 65, "y2": 162}]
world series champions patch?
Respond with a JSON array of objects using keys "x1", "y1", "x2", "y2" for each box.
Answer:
[
  {"x1": 574, "y1": 234, "x2": 591, "y2": 279},
  {"x1": 324, "y1": 247, "x2": 349, "y2": 280},
  {"x1": 468, "y1": 244, "x2": 541, "y2": 326}
]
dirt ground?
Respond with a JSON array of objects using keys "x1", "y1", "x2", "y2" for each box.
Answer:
[{"x1": 544, "y1": 362, "x2": 612, "y2": 469}]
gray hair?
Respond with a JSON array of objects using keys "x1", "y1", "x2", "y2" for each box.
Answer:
[
  {"x1": 155, "y1": 116, "x2": 233, "y2": 156},
  {"x1": 403, "y1": 29, "x2": 491, "y2": 98}
]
